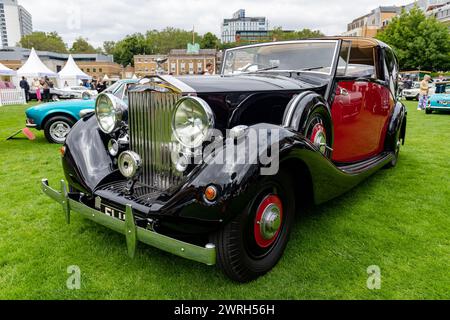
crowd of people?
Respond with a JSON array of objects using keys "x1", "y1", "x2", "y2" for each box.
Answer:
[
  {"x1": 19, "y1": 76, "x2": 54, "y2": 103},
  {"x1": 18, "y1": 76, "x2": 109, "y2": 103}
]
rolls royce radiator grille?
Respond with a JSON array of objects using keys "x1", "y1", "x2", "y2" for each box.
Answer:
[{"x1": 128, "y1": 90, "x2": 183, "y2": 191}]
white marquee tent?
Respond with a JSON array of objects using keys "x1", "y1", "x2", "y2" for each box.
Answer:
[
  {"x1": 0, "y1": 62, "x2": 16, "y2": 77},
  {"x1": 17, "y1": 48, "x2": 58, "y2": 79},
  {"x1": 58, "y1": 54, "x2": 91, "y2": 87}
]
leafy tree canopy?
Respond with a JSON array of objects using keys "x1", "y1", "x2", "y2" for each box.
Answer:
[
  {"x1": 70, "y1": 37, "x2": 97, "y2": 54},
  {"x1": 113, "y1": 33, "x2": 149, "y2": 66},
  {"x1": 201, "y1": 32, "x2": 220, "y2": 49},
  {"x1": 272, "y1": 27, "x2": 324, "y2": 41},
  {"x1": 19, "y1": 31, "x2": 68, "y2": 53},
  {"x1": 376, "y1": 7, "x2": 450, "y2": 71},
  {"x1": 103, "y1": 41, "x2": 116, "y2": 55}
]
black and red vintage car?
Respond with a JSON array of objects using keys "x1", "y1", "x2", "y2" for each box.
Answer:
[{"x1": 42, "y1": 38, "x2": 407, "y2": 282}]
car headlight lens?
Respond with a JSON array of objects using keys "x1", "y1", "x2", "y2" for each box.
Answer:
[
  {"x1": 172, "y1": 97, "x2": 214, "y2": 148},
  {"x1": 95, "y1": 93, "x2": 127, "y2": 134},
  {"x1": 118, "y1": 151, "x2": 141, "y2": 179}
]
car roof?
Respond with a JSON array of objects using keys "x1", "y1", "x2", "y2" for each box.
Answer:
[{"x1": 227, "y1": 37, "x2": 389, "y2": 51}]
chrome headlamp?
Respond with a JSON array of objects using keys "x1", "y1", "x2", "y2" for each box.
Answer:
[
  {"x1": 118, "y1": 151, "x2": 141, "y2": 179},
  {"x1": 95, "y1": 93, "x2": 127, "y2": 134},
  {"x1": 172, "y1": 96, "x2": 214, "y2": 149}
]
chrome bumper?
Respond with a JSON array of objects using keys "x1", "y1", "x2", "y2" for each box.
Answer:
[{"x1": 41, "y1": 179, "x2": 216, "y2": 266}]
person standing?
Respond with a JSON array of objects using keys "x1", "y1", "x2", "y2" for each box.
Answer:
[
  {"x1": 435, "y1": 74, "x2": 446, "y2": 94},
  {"x1": 19, "y1": 77, "x2": 30, "y2": 102},
  {"x1": 204, "y1": 63, "x2": 215, "y2": 75},
  {"x1": 33, "y1": 78, "x2": 42, "y2": 102},
  {"x1": 42, "y1": 77, "x2": 50, "y2": 102},
  {"x1": 418, "y1": 75, "x2": 431, "y2": 111}
]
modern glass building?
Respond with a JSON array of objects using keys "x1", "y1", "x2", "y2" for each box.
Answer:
[
  {"x1": 0, "y1": 0, "x2": 32, "y2": 48},
  {"x1": 221, "y1": 9, "x2": 269, "y2": 44}
]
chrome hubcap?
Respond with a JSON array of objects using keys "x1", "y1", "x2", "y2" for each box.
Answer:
[
  {"x1": 254, "y1": 195, "x2": 283, "y2": 248},
  {"x1": 259, "y1": 204, "x2": 282, "y2": 240},
  {"x1": 50, "y1": 121, "x2": 71, "y2": 142},
  {"x1": 311, "y1": 123, "x2": 327, "y2": 154}
]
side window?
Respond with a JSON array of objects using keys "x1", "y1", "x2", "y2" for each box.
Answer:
[
  {"x1": 384, "y1": 48, "x2": 398, "y2": 95},
  {"x1": 339, "y1": 42, "x2": 377, "y2": 79}
]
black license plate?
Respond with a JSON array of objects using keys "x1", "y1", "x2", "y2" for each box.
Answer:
[{"x1": 101, "y1": 204, "x2": 126, "y2": 221}]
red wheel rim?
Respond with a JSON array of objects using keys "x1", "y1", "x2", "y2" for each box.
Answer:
[
  {"x1": 254, "y1": 195, "x2": 283, "y2": 248},
  {"x1": 310, "y1": 122, "x2": 327, "y2": 154}
]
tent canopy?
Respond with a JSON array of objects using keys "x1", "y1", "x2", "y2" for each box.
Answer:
[
  {"x1": 17, "y1": 48, "x2": 58, "y2": 79},
  {"x1": 0, "y1": 62, "x2": 16, "y2": 76},
  {"x1": 59, "y1": 55, "x2": 91, "y2": 80}
]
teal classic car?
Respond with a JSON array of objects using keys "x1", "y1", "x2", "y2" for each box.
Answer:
[
  {"x1": 426, "y1": 93, "x2": 450, "y2": 115},
  {"x1": 25, "y1": 79, "x2": 137, "y2": 143}
]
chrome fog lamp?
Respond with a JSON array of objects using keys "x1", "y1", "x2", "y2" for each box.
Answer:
[
  {"x1": 95, "y1": 93, "x2": 127, "y2": 134},
  {"x1": 172, "y1": 97, "x2": 214, "y2": 149},
  {"x1": 108, "y1": 139, "x2": 119, "y2": 157},
  {"x1": 118, "y1": 151, "x2": 141, "y2": 179}
]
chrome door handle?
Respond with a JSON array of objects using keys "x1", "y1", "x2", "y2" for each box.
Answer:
[{"x1": 339, "y1": 88, "x2": 349, "y2": 96}]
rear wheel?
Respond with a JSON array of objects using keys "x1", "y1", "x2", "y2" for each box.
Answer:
[
  {"x1": 386, "y1": 134, "x2": 402, "y2": 168},
  {"x1": 304, "y1": 107, "x2": 333, "y2": 159},
  {"x1": 212, "y1": 171, "x2": 295, "y2": 283},
  {"x1": 425, "y1": 108, "x2": 432, "y2": 115},
  {"x1": 44, "y1": 116, "x2": 75, "y2": 144}
]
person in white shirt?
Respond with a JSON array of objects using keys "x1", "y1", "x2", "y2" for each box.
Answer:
[{"x1": 204, "y1": 63, "x2": 215, "y2": 75}]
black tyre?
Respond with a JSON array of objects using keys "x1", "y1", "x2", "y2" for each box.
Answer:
[
  {"x1": 44, "y1": 116, "x2": 75, "y2": 144},
  {"x1": 386, "y1": 134, "x2": 402, "y2": 168},
  {"x1": 304, "y1": 106, "x2": 333, "y2": 159},
  {"x1": 425, "y1": 108, "x2": 432, "y2": 115},
  {"x1": 52, "y1": 94, "x2": 60, "y2": 101},
  {"x1": 405, "y1": 97, "x2": 413, "y2": 101},
  {"x1": 212, "y1": 171, "x2": 295, "y2": 283}
]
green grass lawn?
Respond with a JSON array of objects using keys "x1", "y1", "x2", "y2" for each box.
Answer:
[{"x1": 0, "y1": 101, "x2": 449, "y2": 300}]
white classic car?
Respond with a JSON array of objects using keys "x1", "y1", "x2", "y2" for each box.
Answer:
[
  {"x1": 50, "y1": 86, "x2": 98, "y2": 101},
  {"x1": 402, "y1": 82, "x2": 435, "y2": 100}
]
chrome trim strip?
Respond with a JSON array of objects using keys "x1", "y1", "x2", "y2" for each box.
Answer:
[
  {"x1": 282, "y1": 91, "x2": 313, "y2": 128},
  {"x1": 159, "y1": 75, "x2": 196, "y2": 94}
]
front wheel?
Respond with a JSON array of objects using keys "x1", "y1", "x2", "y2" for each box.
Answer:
[
  {"x1": 425, "y1": 108, "x2": 432, "y2": 115},
  {"x1": 211, "y1": 171, "x2": 295, "y2": 283},
  {"x1": 44, "y1": 116, "x2": 75, "y2": 144}
]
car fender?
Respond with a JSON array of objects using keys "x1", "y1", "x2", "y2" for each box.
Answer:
[
  {"x1": 385, "y1": 101, "x2": 407, "y2": 151},
  {"x1": 41, "y1": 108, "x2": 81, "y2": 124},
  {"x1": 282, "y1": 91, "x2": 334, "y2": 143},
  {"x1": 62, "y1": 115, "x2": 117, "y2": 194}
]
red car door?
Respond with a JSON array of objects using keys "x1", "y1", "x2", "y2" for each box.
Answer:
[{"x1": 331, "y1": 80, "x2": 392, "y2": 163}]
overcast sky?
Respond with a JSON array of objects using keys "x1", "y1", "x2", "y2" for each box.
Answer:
[{"x1": 20, "y1": 0, "x2": 413, "y2": 48}]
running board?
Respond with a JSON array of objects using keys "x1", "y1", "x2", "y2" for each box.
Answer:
[{"x1": 336, "y1": 152, "x2": 394, "y2": 175}]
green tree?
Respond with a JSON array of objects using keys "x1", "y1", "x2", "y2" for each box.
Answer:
[
  {"x1": 272, "y1": 27, "x2": 324, "y2": 41},
  {"x1": 376, "y1": 7, "x2": 450, "y2": 71},
  {"x1": 113, "y1": 33, "x2": 149, "y2": 66},
  {"x1": 19, "y1": 31, "x2": 68, "y2": 53},
  {"x1": 103, "y1": 41, "x2": 116, "y2": 55},
  {"x1": 146, "y1": 27, "x2": 203, "y2": 54},
  {"x1": 70, "y1": 37, "x2": 97, "y2": 54},
  {"x1": 201, "y1": 32, "x2": 219, "y2": 49}
]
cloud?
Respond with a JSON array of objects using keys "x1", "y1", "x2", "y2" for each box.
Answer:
[{"x1": 19, "y1": 0, "x2": 413, "y2": 48}]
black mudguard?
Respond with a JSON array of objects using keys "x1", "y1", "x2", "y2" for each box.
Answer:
[
  {"x1": 385, "y1": 101, "x2": 407, "y2": 151},
  {"x1": 62, "y1": 114, "x2": 119, "y2": 194}
]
